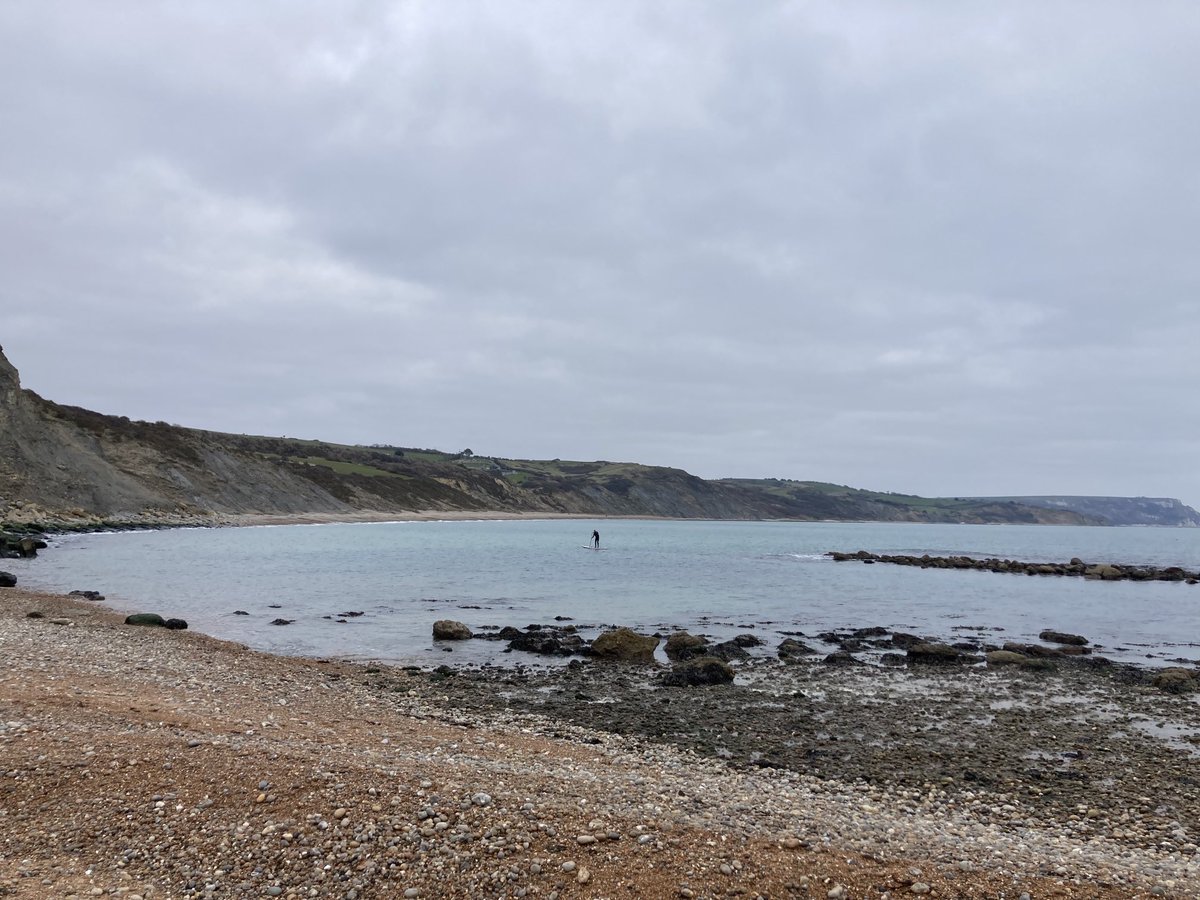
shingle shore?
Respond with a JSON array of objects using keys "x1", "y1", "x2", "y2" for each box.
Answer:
[{"x1": 1, "y1": 588, "x2": 1196, "y2": 899}]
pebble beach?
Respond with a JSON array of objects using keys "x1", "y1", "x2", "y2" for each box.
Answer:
[{"x1": 1, "y1": 587, "x2": 1197, "y2": 899}]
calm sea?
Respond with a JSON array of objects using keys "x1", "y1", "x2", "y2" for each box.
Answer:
[{"x1": 10, "y1": 519, "x2": 1200, "y2": 667}]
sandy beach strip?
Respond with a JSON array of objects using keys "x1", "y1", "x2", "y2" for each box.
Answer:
[{"x1": 1, "y1": 587, "x2": 1195, "y2": 899}]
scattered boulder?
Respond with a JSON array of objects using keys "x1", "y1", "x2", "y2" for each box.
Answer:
[
  {"x1": 730, "y1": 633, "x2": 764, "y2": 648},
  {"x1": 1019, "y1": 657, "x2": 1057, "y2": 672},
  {"x1": 69, "y1": 590, "x2": 105, "y2": 602},
  {"x1": 777, "y1": 637, "x2": 816, "y2": 660},
  {"x1": 1003, "y1": 641, "x2": 1063, "y2": 659},
  {"x1": 125, "y1": 613, "x2": 166, "y2": 627},
  {"x1": 233, "y1": 610, "x2": 249, "y2": 616},
  {"x1": 164, "y1": 618, "x2": 188, "y2": 630},
  {"x1": 708, "y1": 639, "x2": 751, "y2": 662},
  {"x1": 890, "y1": 632, "x2": 926, "y2": 650},
  {"x1": 590, "y1": 627, "x2": 659, "y2": 663},
  {"x1": 664, "y1": 631, "x2": 709, "y2": 662},
  {"x1": 853, "y1": 626, "x2": 889, "y2": 638},
  {"x1": 1152, "y1": 668, "x2": 1197, "y2": 694},
  {"x1": 986, "y1": 650, "x2": 1029, "y2": 666},
  {"x1": 906, "y1": 642, "x2": 979, "y2": 665},
  {"x1": 270, "y1": 618, "x2": 295, "y2": 626},
  {"x1": 432, "y1": 619, "x2": 473, "y2": 641},
  {"x1": 1084, "y1": 564, "x2": 1123, "y2": 580},
  {"x1": 25, "y1": 611, "x2": 44, "y2": 619},
  {"x1": 1039, "y1": 630, "x2": 1088, "y2": 646},
  {"x1": 0, "y1": 571, "x2": 16, "y2": 588},
  {"x1": 662, "y1": 656, "x2": 735, "y2": 687},
  {"x1": 821, "y1": 650, "x2": 863, "y2": 667},
  {"x1": 507, "y1": 628, "x2": 584, "y2": 656}
]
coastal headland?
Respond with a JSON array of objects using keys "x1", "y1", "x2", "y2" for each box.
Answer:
[{"x1": 2, "y1": 586, "x2": 1197, "y2": 899}]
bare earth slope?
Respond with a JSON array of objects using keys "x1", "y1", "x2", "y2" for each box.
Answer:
[{"x1": 0, "y1": 346, "x2": 1110, "y2": 527}]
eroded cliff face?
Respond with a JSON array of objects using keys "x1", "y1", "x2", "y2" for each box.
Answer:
[
  {"x1": 0, "y1": 345, "x2": 20, "y2": 404},
  {"x1": 1, "y1": 346, "x2": 1186, "y2": 529}
]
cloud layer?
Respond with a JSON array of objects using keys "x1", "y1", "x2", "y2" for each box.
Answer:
[{"x1": 3, "y1": 2, "x2": 1198, "y2": 504}]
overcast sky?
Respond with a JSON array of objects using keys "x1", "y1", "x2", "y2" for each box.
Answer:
[{"x1": 3, "y1": 2, "x2": 1199, "y2": 506}]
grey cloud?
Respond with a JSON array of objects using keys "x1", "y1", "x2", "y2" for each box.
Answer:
[{"x1": 2, "y1": 2, "x2": 1198, "y2": 505}]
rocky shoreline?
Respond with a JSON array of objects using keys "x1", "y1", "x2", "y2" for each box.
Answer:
[
  {"x1": 1, "y1": 585, "x2": 1198, "y2": 898},
  {"x1": 827, "y1": 550, "x2": 1200, "y2": 584}
]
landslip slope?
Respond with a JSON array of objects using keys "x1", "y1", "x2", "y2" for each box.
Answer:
[{"x1": 0, "y1": 345, "x2": 1129, "y2": 528}]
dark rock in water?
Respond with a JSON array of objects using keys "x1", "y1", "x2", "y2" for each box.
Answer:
[
  {"x1": 1003, "y1": 641, "x2": 1063, "y2": 659},
  {"x1": 267, "y1": 604, "x2": 282, "y2": 609},
  {"x1": 339, "y1": 610, "x2": 364, "y2": 617},
  {"x1": 777, "y1": 637, "x2": 815, "y2": 660},
  {"x1": 233, "y1": 610, "x2": 249, "y2": 616},
  {"x1": 822, "y1": 650, "x2": 863, "y2": 666},
  {"x1": 1056, "y1": 645, "x2": 1093, "y2": 656},
  {"x1": 664, "y1": 631, "x2": 709, "y2": 662},
  {"x1": 853, "y1": 626, "x2": 889, "y2": 638},
  {"x1": 662, "y1": 656, "x2": 734, "y2": 687},
  {"x1": 69, "y1": 590, "x2": 105, "y2": 601},
  {"x1": 497, "y1": 626, "x2": 524, "y2": 641},
  {"x1": 906, "y1": 643, "x2": 978, "y2": 665},
  {"x1": 507, "y1": 628, "x2": 584, "y2": 657},
  {"x1": 890, "y1": 632, "x2": 925, "y2": 650},
  {"x1": 590, "y1": 627, "x2": 659, "y2": 663},
  {"x1": 1039, "y1": 630, "x2": 1088, "y2": 646},
  {"x1": 270, "y1": 618, "x2": 295, "y2": 626},
  {"x1": 432, "y1": 619, "x2": 473, "y2": 641},
  {"x1": 708, "y1": 639, "x2": 751, "y2": 662},
  {"x1": 164, "y1": 618, "x2": 188, "y2": 630},
  {"x1": 730, "y1": 633, "x2": 763, "y2": 648},
  {"x1": 0, "y1": 571, "x2": 16, "y2": 588},
  {"x1": 125, "y1": 613, "x2": 166, "y2": 627},
  {"x1": 17, "y1": 537, "x2": 44, "y2": 558}
]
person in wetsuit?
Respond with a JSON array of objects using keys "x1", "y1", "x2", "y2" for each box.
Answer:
[{"x1": 591, "y1": 530, "x2": 600, "y2": 549}]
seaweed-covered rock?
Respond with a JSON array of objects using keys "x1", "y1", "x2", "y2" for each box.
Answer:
[
  {"x1": 1152, "y1": 668, "x2": 1197, "y2": 694},
  {"x1": 777, "y1": 637, "x2": 815, "y2": 660},
  {"x1": 432, "y1": 619, "x2": 473, "y2": 641},
  {"x1": 822, "y1": 650, "x2": 863, "y2": 667},
  {"x1": 664, "y1": 631, "x2": 709, "y2": 661},
  {"x1": 907, "y1": 643, "x2": 978, "y2": 665},
  {"x1": 661, "y1": 656, "x2": 734, "y2": 687},
  {"x1": 986, "y1": 650, "x2": 1028, "y2": 666},
  {"x1": 708, "y1": 639, "x2": 751, "y2": 662},
  {"x1": 730, "y1": 632, "x2": 764, "y2": 647},
  {"x1": 590, "y1": 627, "x2": 658, "y2": 663},
  {"x1": 1003, "y1": 641, "x2": 1063, "y2": 659},
  {"x1": 125, "y1": 613, "x2": 166, "y2": 627},
  {"x1": 507, "y1": 628, "x2": 584, "y2": 656},
  {"x1": 1039, "y1": 630, "x2": 1088, "y2": 646}
]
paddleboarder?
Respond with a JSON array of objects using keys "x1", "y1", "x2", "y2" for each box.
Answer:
[{"x1": 591, "y1": 529, "x2": 600, "y2": 549}]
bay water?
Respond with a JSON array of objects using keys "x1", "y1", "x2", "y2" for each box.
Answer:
[{"x1": 11, "y1": 519, "x2": 1200, "y2": 667}]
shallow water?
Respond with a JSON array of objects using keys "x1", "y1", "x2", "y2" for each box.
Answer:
[{"x1": 10, "y1": 519, "x2": 1200, "y2": 667}]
